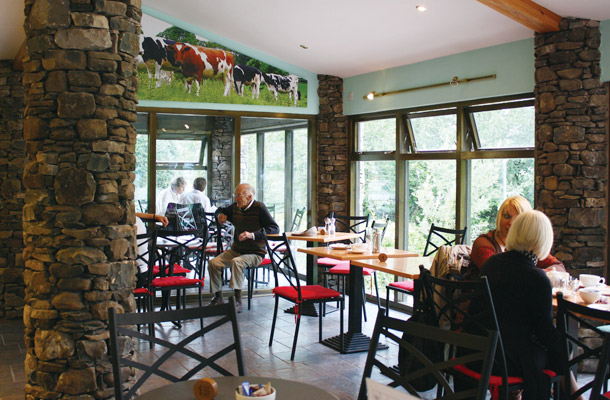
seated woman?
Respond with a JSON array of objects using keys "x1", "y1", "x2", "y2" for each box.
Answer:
[
  {"x1": 465, "y1": 195, "x2": 564, "y2": 280},
  {"x1": 480, "y1": 210, "x2": 580, "y2": 400}
]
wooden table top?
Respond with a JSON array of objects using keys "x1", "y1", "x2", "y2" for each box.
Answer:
[
  {"x1": 268, "y1": 231, "x2": 362, "y2": 243},
  {"x1": 351, "y1": 256, "x2": 434, "y2": 279},
  {"x1": 297, "y1": 246, "x2": 419, "y2": 261}
]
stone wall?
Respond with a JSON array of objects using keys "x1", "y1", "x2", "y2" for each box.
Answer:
[
  {"x1": 210, "y1": 116, "x2": 233, "y2": 202},
  {"x1": 21, "y1": 0, "x2": 142, "y2": 398},
  {"x1": 0, "y1": 61, "x2": 26, "y2": 319},
  {"x1": 317, "y1": 75, "x2": 347, "y2": 225},
  {"x1": 535, "y1": 18, "x2": 609, "y2": 273}
]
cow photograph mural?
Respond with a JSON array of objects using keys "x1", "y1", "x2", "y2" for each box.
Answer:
[{"x1": 138, "y1": 14, "x2": 308, "y2": 107}]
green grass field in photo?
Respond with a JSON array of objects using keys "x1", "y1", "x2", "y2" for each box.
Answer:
[{"x1": 137, "y1": 67, "x2": 308, "y2": 107}]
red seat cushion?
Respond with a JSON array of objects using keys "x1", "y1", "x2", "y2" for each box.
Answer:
[
  {"x1": 388, "y1": 280, "x2": 414, "y2": 292},
  {"x1": 328, "y1": 262, "x2": 373, "y2": 276},
  {"x1": 317, "y1": 257, "x2": 342, "y2": 267},
  {"x1": 151, "y1": 276, "x2": 203, "y2": 288},
  {"x1": 603, "y1": 392, "x2": 610, "y2": 399},
  {"x1": 153, "y1": 264, "x2": 191, "y2": 276},
  {"x1": 273, "y1": 285, "x2": 341, "y2": 301},
  {"x1": 259, "y1": 257, "x2": 271, "y2": 266},
  {"x1": 134, "y1": 288, "x2": 151, "y2": 295}
]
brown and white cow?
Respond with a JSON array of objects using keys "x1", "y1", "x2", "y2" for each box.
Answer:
[{"x1": 167, "y1": 42, "x2": 234, "y2": 96}]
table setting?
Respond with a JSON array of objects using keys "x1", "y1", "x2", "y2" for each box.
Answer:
[{"x1": 549, "y1": 268, "x2": 610, "y2": 310}]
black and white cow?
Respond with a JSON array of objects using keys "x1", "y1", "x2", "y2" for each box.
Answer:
[
  {"x1": 233, "y1": 65, "x2": 263, "y2": 98},
  {"x1": 138, "y1": 36, "x2": 176, "y2": 88},
  {"x1": 262, "y1": 73, "x2": 300, "y2": 106}
]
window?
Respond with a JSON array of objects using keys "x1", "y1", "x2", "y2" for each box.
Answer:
[
  {"x1": 351, "y1": 95, "x2": 535, "y2": 307},
  {"x1": 135, "y1": 113, "x2": 149, "y2": 213}
]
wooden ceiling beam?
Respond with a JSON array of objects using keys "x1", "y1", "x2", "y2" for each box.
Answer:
[
  {"x1": 13, "y1": 41, "x2": 26, "y2": 71},
  {"x1": 477, "y1": 0, "x2": 561, "y2": 33}
]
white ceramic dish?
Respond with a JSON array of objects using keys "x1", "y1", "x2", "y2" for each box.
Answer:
[
  {"x1": 235, "y1": 386, "x2": 276, "y2": 400},
  {"x1": 329, "y1": 243, "x2": 349, "y2": 250},
  {"x1": 587, "y1": 303, "x2": 610, "y2": 311}
]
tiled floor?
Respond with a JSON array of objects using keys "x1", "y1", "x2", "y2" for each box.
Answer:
[{"x1": 0, "y1": 293, "x2": 405, "y2": 400}]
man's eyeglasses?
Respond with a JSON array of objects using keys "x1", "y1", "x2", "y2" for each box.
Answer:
[{"x1": 233, "y1": 193, "x2": 247, "y2": 199}]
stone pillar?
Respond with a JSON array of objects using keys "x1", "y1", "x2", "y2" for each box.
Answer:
[
  {"x1": 211, "y1": 117, "x2": 233, "y2": 201},
  {"x1": 0, "y1": 61, "x2": 26, "y2": 319},
  {"x1": 535, "y1": 18, "x2": 608, "y2": 273},
  {"x1": 22, "y1": 0, "x2": 141, "y2": 398},
  {"x1": 317, "y1": 75, "x2": 347, "y2": 225}
]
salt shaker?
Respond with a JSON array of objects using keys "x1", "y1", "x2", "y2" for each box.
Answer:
[
  {"x1": 372, "y1": 228, "x2": 381, "y2": 253},
  {"x1": 366, "y1": 228, "x2": 373, "y2": 252},
  {"x1": 328, "y1": 217, "x2": 336, "y2": 236},
  {"x1": 324, "y1": 217, "x2": 331, "y2": 234}
]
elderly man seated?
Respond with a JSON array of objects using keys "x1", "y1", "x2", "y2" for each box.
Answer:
[{"x1": 208, "y1": 183, "x2": 279, "y2": 312}]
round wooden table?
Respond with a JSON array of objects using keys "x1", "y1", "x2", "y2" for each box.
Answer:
[{"x1": 135, "y1": 376, "x2": 340, "y2": 400}]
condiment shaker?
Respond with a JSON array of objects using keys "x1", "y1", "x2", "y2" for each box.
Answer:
[{"x1": 373, "y1": 228, "x2": 381, "y2": 253}]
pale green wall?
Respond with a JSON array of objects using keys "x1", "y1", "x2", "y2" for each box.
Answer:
[
  {"x1": 343, "y1": 39, "x2": 535, "y2": 116},
  {"x1": 140, "y1": 6, "x2": 319, "y2": 115},
  {"x1": 345, "y1": 19, "x2": 610, "y2": 116}
]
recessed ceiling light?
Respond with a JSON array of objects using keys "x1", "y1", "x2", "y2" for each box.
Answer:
[
  {"x1": 416, "y1": 5, "x2": 427, "y2": 12},
  {"x1": 184, "y1": 124, "x2": 190, "y2": 129},
  {"x1": 299, "y1": 44, "x2": 309, "y2": 50}
]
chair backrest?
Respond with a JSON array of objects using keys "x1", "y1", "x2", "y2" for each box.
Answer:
[
  {"x1": 153, "y1": 226, "x2": 208, "y2": 280},
  {"x1": 165, "y1": 203, "x2": 206, "y2": 231},
  {"x1": 423, "y1": 223, "x2": 467, "y2": 257},
  {"x1": 203, "y1": 212, "x2": 234, "y2": 255},
  {"x1": 417, "y1": 268, "x2": 512, "y2": 398},
  {"x1": 136, "y1": 229, "x2": 157, "y2": 288},
  {"x1": 290, "y1": 207, "x2": 306, "y2": 232},
  {"x1": 371, "y1": 216, "x2": 390, "y2": 243},
  {"x1": 108, "y1": 297, "x2": 246, "y2": 400},
  {"x1": 267, "y1": 203, "x2": 276, "y2": 219},
  {"x1": 334, "y1": 214, "x2": 369, "y2": 243},
  {"x1": 556, "y1": 293, "x2": 610, "y2": 400},
  {"x1": 265, "y1": 233, "x2": 302, "y2": 299},
  {"x1": 357, "y1": 308, "x2": 498, "y2": 400}
]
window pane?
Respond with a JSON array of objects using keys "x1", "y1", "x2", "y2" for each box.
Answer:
[
  {"x1": 135, "y1": 113, "x2": 148, "y2": 213},
  {"x1": 473, "y1": 106, "x2": 534, "y2": 149},
  {"x1": 292, "y1": 129, "x2": 308, "y2": 231},
  {"x1": 469, "y1": 158, "x2": 534, "y2": 241},
  {"x1": 407, "y1": 160, "x2": 456, "y2": 253},
  {"x1": 356, "y1": 118, "x2": 396, "y2": 152},
  {"x1": 240, "y1": 134, "x2": 258, "y2": 194},
  {"x1": 355, "y1": 161, "x2": 396, "y2": 248},
  {"x1": 410, "y1": 114, "x2": 456, "y2": 151},
  {"x1": 263, "y1": 131, "x2": 285, "y2": 229}
]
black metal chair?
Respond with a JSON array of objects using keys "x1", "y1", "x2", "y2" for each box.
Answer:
[
  {"x1": 150, "y1": 226, "x2": 208, "y2": 327},
  {"x1": 385, "y1": 224, "x2": 467, "y2": 314},
  {"x1": 324, "y1": 217, "x2": 390, "y2": 321},
  {"x1": 357, "y1": 307, "x2": 498, "y2": 400},
  {"x1": 318, "y1": 213, "x2": 370, "y2": 273},
  {"x1": 266, "y1": 233, "x2": 344, "y2": 360},
  {"x1": 556, "y1": 292, "x2": 610, "y2": 400},
  {"x1": 108, "y1": 297, "x2": 246, "y2": 400},
  {"x1": 134, "y1": 229, "x2": 156, "y2": 342},
  {"x1": 423, "y1": 223, "x2": 467, "y2": 257}
]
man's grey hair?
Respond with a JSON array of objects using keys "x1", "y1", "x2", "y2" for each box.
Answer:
[{"x1": 171, "y1": 176, "x2": 186, "y2": 190}]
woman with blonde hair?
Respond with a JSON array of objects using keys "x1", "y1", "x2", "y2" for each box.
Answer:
[
  {"x1": 466, "y1": 195, "x2": 564, "y2": 280},
  {"x1": 480, "y1": 210, "x2": 580, "y2": 400}
]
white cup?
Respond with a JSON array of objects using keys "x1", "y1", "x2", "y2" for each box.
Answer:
[
  {"x1": 351, "y1": 243, "x2": 367, "y2": 253},
  {"x1": 579, "y1": 274, "x2": 606, "y2": 288},
  {"x1": 579, "y1": 287, "x2": 602, "y2": 304},
  {"x1": 547, "y1": 270, "x2": 570, "y2": 288}
]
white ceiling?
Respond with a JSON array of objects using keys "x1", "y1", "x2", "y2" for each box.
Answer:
[{"x1": 2, "y1": 1, "x2": 610, "y2": 78}]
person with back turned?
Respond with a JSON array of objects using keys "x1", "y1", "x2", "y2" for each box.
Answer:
[{"x1": 207, "y1": 183, "x2": 279, "y2": 312}]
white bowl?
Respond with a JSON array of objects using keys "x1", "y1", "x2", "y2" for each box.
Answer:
[
  {"x1": 235, "y1": 386, "x2": 276, "y2": 400},
  {"x1": 579, "y1": 288, "x2": 602, "y2": 304}
]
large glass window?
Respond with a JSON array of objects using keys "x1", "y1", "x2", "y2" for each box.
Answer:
[
  {"x1": 135, "y1": 113, "x2": 149, "y2": 212},
  {"x1": 356, "y1": 118, "x2": 396, "y2": 152},
  {"x1": 409, "y1": 113, "x2": 457, "y2": 151},
  {"x1": 407, "y1": 160, "x2": 457, "y2": 254},
  {"x1": 263, "y1": 131, "x2": 286, "y2": 228},
  {"x1": 469, "y1": 158, "x2": 534, "y2": 239},
  {"x1": 472, "y1": 105, "x2": 534, "y2": 149}
]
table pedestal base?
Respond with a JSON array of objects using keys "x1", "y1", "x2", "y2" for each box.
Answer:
[{"x1": 321, "y1": 332, "x2": 389, "y2": 353}]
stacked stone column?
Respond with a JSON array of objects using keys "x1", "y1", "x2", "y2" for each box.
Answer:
[
  {"x1": 22, "y1": 0, "x2": 141, "y2": 398},
  {"x1": 535, "y1": 18, "x2": 608, "y2": 273},
  {"x1": 317, "y1": 75, "x2": 347, "y2": 225},
  {"x1": 211, "y1": 117, "x2": 233, "y2": 201}
]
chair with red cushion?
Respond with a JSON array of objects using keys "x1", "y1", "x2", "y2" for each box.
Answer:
[
  {"x1": 266, "y1": 233, "x2": 344, "y2": 361},
  {"x1": 421, "y1": 268, "x2": 560, "y2": 400},
  {"x1": 149, "y1": 226, "x2": 208, "y2": 328},
  {"x1": 134, "y1": 229, "x2": 157, "y2": 343},
  {"x1": 556, "y1": 293, "x2": 610, "y2": 400}
]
